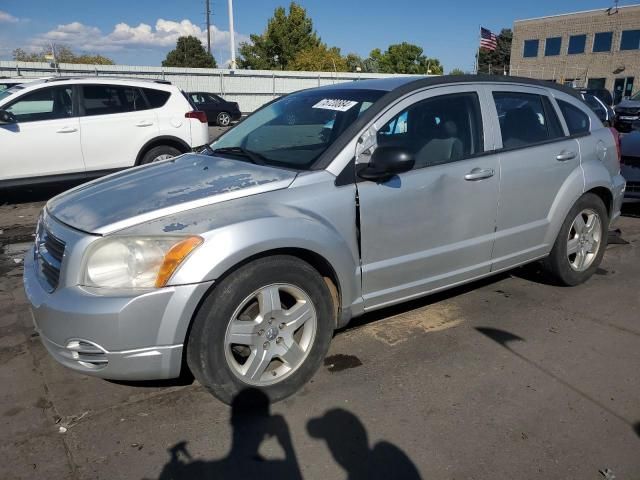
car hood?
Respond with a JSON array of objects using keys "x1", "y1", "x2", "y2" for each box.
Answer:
[
  {"x1": 616, "y1": 99, "x2": 640, "y2": 109},
  {"x1": 47, "y1": 154, "x2": 298, "y2": 235}
]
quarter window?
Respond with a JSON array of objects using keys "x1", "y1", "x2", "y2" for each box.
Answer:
[
  {"x1": 568, "y1": 34, "x2": 586, "y2": 54},
  {"x1": 142, "y1": 88, "x2": 170, "y2": 108},
  {"x1": 5, "y1": 86, "x2": 74, "y2": 123},
  {"x1": 593, "y1": 32, "x2": 613, "y2": 52},
  {"x1": 558, "y1": 100, "x2": 590, "y2": 135},
  {"x1": 493, "y1": 92, "x2": 564, "y2": 149},
  {"x1": 545, "y1": 37, "x2": 562, "y2": 56},
  {"x1": 377, "y1": 92, "x2": 484, "y2": 169},
  {"x1": 620, "y1": 30, "x2": 640, "y2": 51},
  {"x1": 81, "y1": 85, "x2": 148, "y2": 116},
  {"x1": 523, "y1": 39, "x2": 539, "y2": 58}
]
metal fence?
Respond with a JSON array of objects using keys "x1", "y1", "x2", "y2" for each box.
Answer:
[{"x1": 0, "y1": 61, "x2": 417, "y2": 113}]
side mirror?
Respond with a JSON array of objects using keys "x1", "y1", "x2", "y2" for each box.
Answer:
[
  {"x1": 0, "y1": 110, "x2": 17, "y2": 125},
  {"x1": 357, "y1": 146, "x2": 415, "y2": 182}
]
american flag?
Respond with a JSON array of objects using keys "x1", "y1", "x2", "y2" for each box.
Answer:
[{"x1": 480, "y1": 27, "x2": 498, "y2": 51}]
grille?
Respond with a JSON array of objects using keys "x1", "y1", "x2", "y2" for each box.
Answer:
[
  {"x1": 627, "y1": 182, "x2": 640, "y2": 193},
  {"x1": 617, "y1": 108, "x2": 640, "y2": 116},
  {"x1": 36, "y1": 227, "x2": 66, "y2": 291}
]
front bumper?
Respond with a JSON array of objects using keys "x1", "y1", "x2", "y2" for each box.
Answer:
[{"x1": 24, "y1": 248, "x2": 213, "y2": 380}]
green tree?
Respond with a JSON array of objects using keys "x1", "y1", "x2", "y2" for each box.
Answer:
[
  {"x1": 370, "y1": 42, "x2": 443, "y2": 75},
  {"x1": 345, "y1": 53, "x2": 364, "y2": 72},
  {"x1": 162, "y1": 36, "x2": 217, "y2": 68},
  {"x1": 13, "y1": 45, "x2": 114, "y2": 64},
  {"x1": 238, "y1": 2, "x2": 320, "y2": 70},
  {"x1": 449, "y1": 68, "x2": 466, "y2": 75},
  {"x1": 477, "y1": 28, "x2": 512, "y2": 74},
  {"x1": 291, "y1": 44, "x2": 347, "y2": 72}
]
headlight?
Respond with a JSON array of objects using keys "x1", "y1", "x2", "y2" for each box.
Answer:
[{"x1": 82, "y1": 236, "x2": 202, "y2": 289}]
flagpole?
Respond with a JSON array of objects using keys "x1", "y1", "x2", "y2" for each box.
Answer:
[{"x1": 475, "y1": 25, "x2": 481, "y2": 74}]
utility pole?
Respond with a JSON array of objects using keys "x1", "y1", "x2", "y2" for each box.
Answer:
[
  {"x1": 205, "y1": 0, "x2": 212, "y2": 56},
  {"x1": 228, "y1": 0, "x2": 236, "y2": 69}
]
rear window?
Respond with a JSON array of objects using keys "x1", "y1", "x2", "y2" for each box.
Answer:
[
  {"x1": 143, "y1": 88, "x2": 171, "y2": 108},
  {"x1": 558, "y1": 100, "x2": 591, "y2": 135},
  {"x1": 493, "y1": 91, "x2": 564, "y2": 149}
]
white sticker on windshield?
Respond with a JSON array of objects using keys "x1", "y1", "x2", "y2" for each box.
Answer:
[{"x1": 312, "y1": 98, "x2": 359, "y2": 112}]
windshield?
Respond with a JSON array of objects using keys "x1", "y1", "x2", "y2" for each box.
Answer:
[
  {"x1": 210, "y1": 88, "x2": 385, "y2": 170},
  {"x1": 0, "y1": 86, "x2": 24, "y2": 103}
]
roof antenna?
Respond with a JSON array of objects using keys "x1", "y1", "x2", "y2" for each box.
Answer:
[{"x1": 606, "y1": 0, "x2": 619, "y2": 15}]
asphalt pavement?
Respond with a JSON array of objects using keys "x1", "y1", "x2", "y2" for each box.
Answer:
[{"x1": 1, "y1": 147, "x2": 639, "y2": 479}]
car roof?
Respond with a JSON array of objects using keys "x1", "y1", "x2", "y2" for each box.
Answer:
[
  {"x1": 4, "y1": 76, "x2": 176, "y2": 94},
  {"x1": 315, "y1": 74, "x2": 582, "y2": 99}
]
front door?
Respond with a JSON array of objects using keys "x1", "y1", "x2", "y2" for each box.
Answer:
[
  {"x1": 356, "y1": 86, "x2": 499, "y2": 310},
  {"x1": 0, "y1": 85, "x2": 84, "y2": 182}
]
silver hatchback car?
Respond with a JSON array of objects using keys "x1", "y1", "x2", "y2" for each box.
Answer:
[{"x1": 24, "y1": 76, "x2": 626, "y2": 404}]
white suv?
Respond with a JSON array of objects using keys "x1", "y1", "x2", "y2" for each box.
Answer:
[{"x1": 0, "y1": 77, "x2": 209, "y2": 187}]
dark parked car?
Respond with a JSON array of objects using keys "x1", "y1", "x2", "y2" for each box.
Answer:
[
  {"x1": 614, "y1": 91, "x2": 640, "y2": 133},
  {"x1": 581, "y1": 93, "x2": 615, "y2": 126},
  {"x1": 188, "y1": 92, "x2": 241, "y2": 127},
  {"x1": 579, "y1": 88, "x2": 613, "y2": 107},
  {"x1": 621, "y1": 122, "x2": 640, "y2": 203}
]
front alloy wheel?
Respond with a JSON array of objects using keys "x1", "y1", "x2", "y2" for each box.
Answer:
[
  {"x1": 217, "y1": 112, "x2": 231, "y2": 127},
  {"x1": 224, "y1": 283, "x2": 317, "y2": 386}
]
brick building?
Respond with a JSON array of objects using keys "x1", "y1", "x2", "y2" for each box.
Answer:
[{"x1": 510, "y1": 4, "x2": 640, "y2": 103}]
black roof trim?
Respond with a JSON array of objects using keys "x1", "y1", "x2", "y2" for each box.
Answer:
[{"x1": 311, "y1": 74, "x2": 581, "y2": 170}]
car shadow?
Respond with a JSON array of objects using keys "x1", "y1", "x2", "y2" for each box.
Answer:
[
  {"x1": 1, "y1": 181, "x2": 87, "y2": 205},
  {"x1": 148, "y1": 388, "x2": 421, "y2": 479}
]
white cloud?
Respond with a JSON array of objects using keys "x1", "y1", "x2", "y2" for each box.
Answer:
[
  {"x1": 0, "y1": 10, "x2": 19, "y2": 23},
  {"x1": 28, "y1": 18, "x2": 248, "y2": 62}
]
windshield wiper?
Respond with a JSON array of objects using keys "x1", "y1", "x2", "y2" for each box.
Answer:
[{"x1": 212, "y1": 146, "x2": 268, "y2": 165}]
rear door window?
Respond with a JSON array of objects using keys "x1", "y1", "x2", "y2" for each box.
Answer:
[
  {"x1": 493, "y1": 91, "x2": 564, "y2": 149},
  {"x1": 5, "y1": 86, "x2": 74, "y2": 122},
  {"x1": 557, "y1": 99, "x2": 591, "y2": 135},
  {"x1": 377, "y1": 92, "x2": 484, "y2": 169},
  {"x1": 81, "y1": 85, "x2": 148, "y2": 116}
]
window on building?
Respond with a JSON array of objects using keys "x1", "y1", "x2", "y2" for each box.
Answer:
[
  {"x1": 620, "y1": 30, "x2": 640, "y2": 51},
  {"x1": 593, "y1": 32, "x2": 613, "y2": 52},
  {"x1": 587, "y1": 78, "x2": 607, "y2": 90},
  {"x1": 545, "y1": 37, "x2": 562, "y2": 56},
  {"x1": 523, "y1": 39, "x2": 539, "y2": 58},
  {"x1": 568, "y1": 34, "x2": 586, "y2": 54}
]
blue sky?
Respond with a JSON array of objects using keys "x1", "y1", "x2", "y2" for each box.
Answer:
[{"x1": 0, "y1": 0, "x2": 636, "y2": 70}]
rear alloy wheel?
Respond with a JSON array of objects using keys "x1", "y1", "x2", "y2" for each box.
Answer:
[
  {"x1": 216, "y1": 111, "x2": 231, "y2": 127},
  {"x1": 187, "y1": 255, "x2": 335, "y2": 404},
  {"x1": 543, "y1": 193, "x2": 608, "y2": 286},
  {"x1": 140, "y1": 145, "x2": 182, "y2": 165}
]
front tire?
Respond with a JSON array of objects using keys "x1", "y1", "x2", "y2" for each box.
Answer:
[
  {"x1": 543, "y1": 193, "x2": 608, "y2": 286},
  {"x1": 187, "y1": 255, "x2": 335, "y2": 404}
]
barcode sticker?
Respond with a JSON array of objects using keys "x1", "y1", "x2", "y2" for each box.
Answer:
[{"x1": 312, "y1": 98, "x2": 359, "y2": 112}]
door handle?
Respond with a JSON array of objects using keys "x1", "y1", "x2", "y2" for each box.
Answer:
[
  {"x1": 556, "y1": 151, "x2": 577, "y2": 161},
  {"x1": 56, "y1": 126, "x2": 77, "y2": 133},
  {"x1": 464, "y1": 168, "x2": 495, "y2": 181},
  {"x1": 136, "y1": 121, "x2": 154, "y2": 127}
]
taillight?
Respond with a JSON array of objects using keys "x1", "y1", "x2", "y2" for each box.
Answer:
[
  {"x1": 185, "y1": 111, "x2": 208, "y2": 123},
  {"x1": 609, "y1": 127, "x2": 622, "y2": 165}
]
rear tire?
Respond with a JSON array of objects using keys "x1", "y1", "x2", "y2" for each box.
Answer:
[
  {"x1": 187, "y1": 255, "x2": 335, "y2": 405},
  {"x1": 216, "y1": 111, "x2": 231, "y2": 127},
  {"x1": 542, "y1": 193, "x2": 608, "y2": 286},
  {"x1": 140, "y1": 145, "x2": 181, "y2": 165}
]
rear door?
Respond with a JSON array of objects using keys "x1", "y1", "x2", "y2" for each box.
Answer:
[
  {"x1": 0, "y1": 85, "x2": 84, "y2": 181},
  {"x1": 487, "y1": 86, "x2": 582, "y2": 270},
  {"x1": 79, "y1": 84, "x2": 159, "y2": 171},
  {"x1": 356, "y1": 86, "x2": 500, "y2": 309}
]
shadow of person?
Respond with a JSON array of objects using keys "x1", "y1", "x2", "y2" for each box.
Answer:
[
  {"x1": 308, "y1": 409, "x2": 422, "y2": 480},
  {"x1": 153, "y1": 388, "x2": 302, "y2": 480}
]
